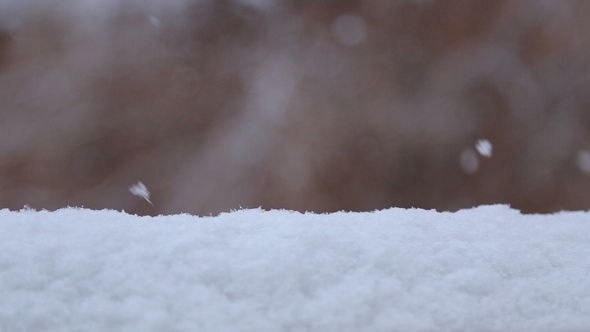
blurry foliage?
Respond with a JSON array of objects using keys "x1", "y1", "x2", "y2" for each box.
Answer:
[{"x1": 1, "y1": 0, "x2": 590, "y2": 214}]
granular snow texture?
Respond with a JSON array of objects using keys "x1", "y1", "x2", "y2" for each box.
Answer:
[{"x1": 0, "y1": 205, "x2": 589, "y2": 331}]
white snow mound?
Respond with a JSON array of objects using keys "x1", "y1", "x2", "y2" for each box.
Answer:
[{"x1": 1, "y1": 205, "x2": 589, "y2": 331}]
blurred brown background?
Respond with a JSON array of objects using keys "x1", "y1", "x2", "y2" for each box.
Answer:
[{"x1": 2, "y1": 0, "x2": 590, "y2": 215}]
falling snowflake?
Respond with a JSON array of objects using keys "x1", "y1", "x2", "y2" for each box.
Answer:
[
  {"x1": 475, "y1": 139, "x2": 493, "y2": 158},
  {"x1": 129, "y1": 181, "x2": 153, "y2": 205},
  {"x1": 576, "y1": 150, "x2": 590, "y2": 173},
  {"x1": 460, "y1": 149, "x2": 479, "y2": 174}
]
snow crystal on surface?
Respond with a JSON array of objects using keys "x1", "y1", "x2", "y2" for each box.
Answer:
[{"x1": 1, "y1": 206, "x2": 589, "y2": 331}]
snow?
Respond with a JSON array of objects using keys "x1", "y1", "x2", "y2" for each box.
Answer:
[
  {"x1": 128, "y1": 181, "x2": 153, "y2": 205},
  {"x1": 576, "y1": 150, "x2": 590, "y2": 173},
  {"x1": 476, "y1": 139, "x2": 493, "y2": 158},
  {"x1": 460, "y1": 148, "x2": 479, "y2": 174},
  {"x1": 332, "y1": 14, "x2": 367, "y2": 47},
  {"x1": 1, "y1": 205, "x2": 589, "y2": 331}
]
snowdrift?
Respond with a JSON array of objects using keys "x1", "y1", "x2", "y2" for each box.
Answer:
[{"x1": 1, "y1": 205, "x2": 589, "y2": 331}]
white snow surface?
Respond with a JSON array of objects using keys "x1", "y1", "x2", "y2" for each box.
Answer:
[{"x1": 1, "y1": 205, "x2": 589, "y2": 331}]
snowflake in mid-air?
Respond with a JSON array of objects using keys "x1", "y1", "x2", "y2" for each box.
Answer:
[
  {"x1": 475, "y1": 139, "x2": 493, "y2": 158},
  {"x1": 129, "y1": 181, "x2": 153, "y2": 205}
]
